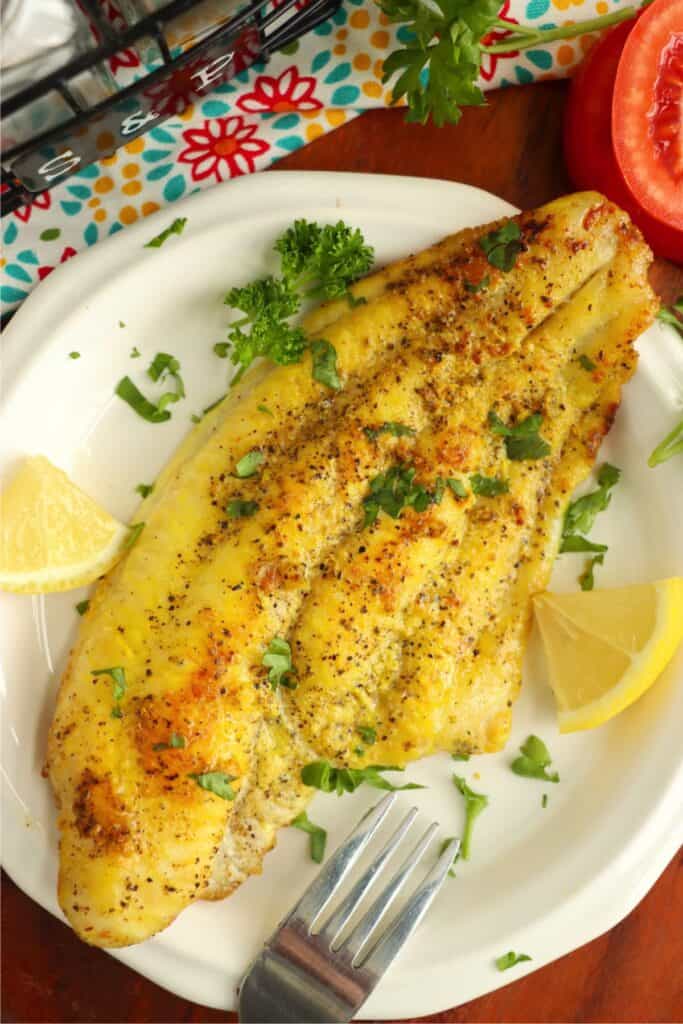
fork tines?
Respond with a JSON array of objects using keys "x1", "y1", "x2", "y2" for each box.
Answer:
[{"x1": 238, "y1": 793, "x2": 459, "y2": 1024}]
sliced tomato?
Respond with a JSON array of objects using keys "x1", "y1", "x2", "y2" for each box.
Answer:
[
  {"x1": 613, "y1": 0, "x2": 683, "y2": 231},
  {"x1": 564, "y1": 10, "x2": 683, "y2": 262}
]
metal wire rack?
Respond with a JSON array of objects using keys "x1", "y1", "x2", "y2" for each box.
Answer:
[{"x1": 1, "y1": 0, "x2": 341, "y2": 215}]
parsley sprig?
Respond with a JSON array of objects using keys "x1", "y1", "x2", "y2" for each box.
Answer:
[
  {"x1": 453, "y1": 774, "x2": 488, "y2": 860},
  {"x1": 378, "y1": 0, "x2": 640, "y2": 126}
]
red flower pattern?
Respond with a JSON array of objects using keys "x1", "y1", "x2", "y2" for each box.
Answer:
[
  {"x1": 9, "y1": 190, "x2": 51, "y2": 224},
  {"x1": 38, "y1": 246, "x2": 78, "y2": 282},
  {"x1": 480, "y1": 0, "x2": 520, "y2": 82},
  {"x1": 237, "y1": 66, "x2": 323, "y2": 114},
  {"x1": 178, "y1": 116, "x2": 270, "y2": 181}
]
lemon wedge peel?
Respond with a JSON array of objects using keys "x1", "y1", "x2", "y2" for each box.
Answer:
[
  {"x1": 534, "y1": 578, "x2": 683, "y2": 734},
  {"x1": 0, "y1": 456, "x2": 129, "y2": 594}
]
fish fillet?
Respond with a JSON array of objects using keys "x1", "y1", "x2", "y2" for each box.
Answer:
[{"x1": 46, "y1": 192, "x2": 657, "y2": 945}]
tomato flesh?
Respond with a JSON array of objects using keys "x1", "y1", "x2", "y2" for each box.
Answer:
[
  {"x1": 612, "y1": 0, "x2": 683, "y2": 231},
  {"x1": 564, "y1": 12, "x2": 683, "y2": 262}
]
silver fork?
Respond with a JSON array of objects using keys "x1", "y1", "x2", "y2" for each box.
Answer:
[{"x1": 238, "y1": 793, "x2": 459, "y2": 1023}]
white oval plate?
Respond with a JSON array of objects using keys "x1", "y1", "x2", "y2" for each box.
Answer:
[{"x1": 1, "y1": 173, "x2": 682, "y2": 1020}]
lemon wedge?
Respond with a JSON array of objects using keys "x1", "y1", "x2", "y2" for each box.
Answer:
[
  {"x1": 0, "y1": 456, "x2": 129, "y2": 593},
  {"x1": 533, "y1": 579, "x2": 683, "y2": 732}
]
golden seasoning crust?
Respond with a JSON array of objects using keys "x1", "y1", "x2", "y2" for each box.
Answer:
[{"x1": 47, "y1": 192, "x2": 657, "y2": 943}]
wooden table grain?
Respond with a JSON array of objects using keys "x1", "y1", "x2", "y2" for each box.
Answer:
[{"x1": 2, "y1": 80, "x2": 682, "y2": 1024}]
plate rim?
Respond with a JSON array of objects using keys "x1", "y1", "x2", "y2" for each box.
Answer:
[{"x1": 2, "y1": 170, "x2": 682, "y2": 1019}]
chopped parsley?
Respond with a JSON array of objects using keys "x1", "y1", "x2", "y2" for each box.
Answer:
[
  {"x1": 124, "y1": 522, "x2": 145, "y2": 549},
  {"x1": 235, "y1": 449, "x2": 264, "y2": 479},
  {"x1": 560, "y1": 463, "x2": 620, "y2": 555},
  {"x1": 511, "y1": 735, "x2": 559, "y2": 783},
  {"x1": 130, "y1": 346, "x2": 140, "y2": 358},
  {"x1": 488, "y1": 410, "x2": 551, "y2": 461},
  {"x1": 257, "y1": 403, "x2": 274, "y2": 416},
  {"x1": 446, "y1": 477, "x2": 468, "y2": 499},
  {"x1": 364, "y1": 422, "x2": 416, "y2": 442},
  {"x1": 357, "y1": 725, "x2": 377, "y2": 745},
  {"x1": 479, "y1": 222, "x2": 524, "y2": 272},
  {"x1": 75, "y1": 599, "x2": 90, "y2": 616},
  {"x1": 363, "y1": 463, "x2": 439, "y2": 527},
  {"x1": 464, "y1": 274, "x2": 490, "y2": 294},
  {"x1": 346, "y1": 291, "x2": 367, "y2": 308},
  {"x1": 495, "y1": 951, "x2": 532, "y2": 972},
  {"x1": 226, "y1": 499, "x2": 259, "y2": 519},
  {"x1": 91, "y1": 666, "x2": 126, "y2": 718},
  {"x1": 145, "y1": 216, "x2": 187, "y2": 248},
  {"x1": 657, "y1": 296, "x2": 683, "y2": 339},
  {"x1": 578, "y1": 353, "x2": 596, "y2": 372},
  {"x1": 579, "y1": 553, "x2": 604, "y2": 591},
  {"x1": 190, "y1": 771, "x2": 237, "y2": 800},
  {"x1": 452, "y1": 752, "x2": 470, "y2": 762},
  {"x1": 203, "y1": 394, "x2": 226, "y2": 415},
  {"x1": 135, "y1": 482, "x2": 154, "y2": 498},
  {"x1": 542, "y1": 793, "x2": 548, "y2": 808},
  {"x1": 292, "y1": 810, "x2": 327, "y2": 863},
  {"x1": 453, "y1": 775, "x2": 488, "y2": 860},
  {"x1": 116, "y1": 376, "x2": 171, "y2": 423},
  {"x1": 153, "y1": 733, "x2": 186, "y2": 752},
  {"x1": 263, "y1": 637, "x2": 296, "y2": 690},
  {"x1": 311, "y1": 339, "x2": 341, "y2": 390},
  {"x1": 470, "y1": 473, "x2": 508, "y2": 497},
  {"x1": 119, "y1": 321, "x2": 126, "y2": 329},
  {"x1": 648, "y1": 418, "x2": 683, "y2": 468},
  {"x1": 301, "y1": 760, "x2": 423, "y2": 795},
  {"x1": 439, "y1": 837, "x2": 459, "y2": 877},
  {"x1": 69, "y1": 351, "x2": 80, "y2": 360},
  {"x1": 213, "y1": 342, "x2": 230, "y2": 358}
]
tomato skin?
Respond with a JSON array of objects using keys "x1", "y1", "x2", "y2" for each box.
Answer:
[
  {"x1": 612, "y1": 0, "x2": 683, "y2": 231},
  {"x1": 564, "y1": 13, "x2": 683, "y2": 263}
]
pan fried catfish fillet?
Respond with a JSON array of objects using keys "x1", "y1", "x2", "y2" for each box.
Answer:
[{"x1": 47, "y1": 193, "x2": 656, "y2": 947}]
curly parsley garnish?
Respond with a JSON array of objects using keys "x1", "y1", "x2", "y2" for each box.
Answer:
[
  {"x1": 511, "y1": 735, "x2": 559, "y2": 783},
  {"x1": 302, "y1": 760, "x2": 423, "y2": 795},
  {"x1": 292, "y1": 811, "x2": 327, "y2": 863},
  {"x1": 224, "y1": 220, "x2": 373, "y2": 386}
]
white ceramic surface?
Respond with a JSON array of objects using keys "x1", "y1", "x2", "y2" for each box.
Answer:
[{"x1": 1, "y1": 173, "x2": 682, "y2": 1019}]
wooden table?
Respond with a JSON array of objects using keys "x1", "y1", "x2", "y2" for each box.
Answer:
[{"x1": 2, "y1": 81, "x2": 682, "y2": 1024}]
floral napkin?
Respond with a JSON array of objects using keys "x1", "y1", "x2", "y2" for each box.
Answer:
[{"x1": 1, "y1": 0, "x2": 614, "y2": 315}]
